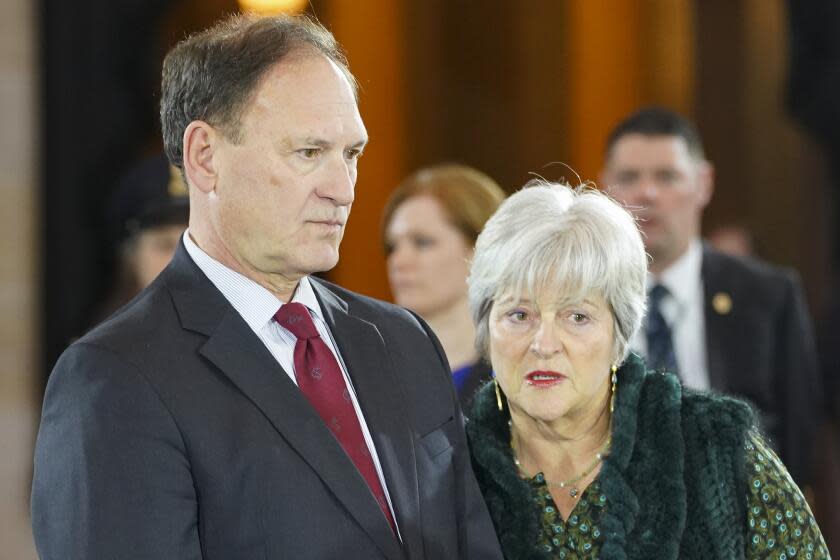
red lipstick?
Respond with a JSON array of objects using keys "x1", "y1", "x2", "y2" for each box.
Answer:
[{"x1": 525, "y1": 370, "x2": 567, "y2": 388}]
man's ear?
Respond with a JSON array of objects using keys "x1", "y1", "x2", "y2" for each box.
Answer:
[
  {"x1": 599, "y1": 167, "x2": 612, "y2": 192},
  {"x1": 696, "y1": 160, "x2": 715, "y2": 210},
  {"x1": 183, "y1": 120, "x2": 220, "y2": 194}
]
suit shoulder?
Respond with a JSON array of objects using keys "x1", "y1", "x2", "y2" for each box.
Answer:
[
  {"x1": 313, "y1": 278, "x2": 424, "y2": 327},
  {"x1": 703, "y1": 246, "x2": 799, "y2": 286},
  {"x1": 76, "y1": 281, "x2": 179, "y2": 357},
  {"x1": 702, "y1": 246, "x2": 803, "y2": 309}
]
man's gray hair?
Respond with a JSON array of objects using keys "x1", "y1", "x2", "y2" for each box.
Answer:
[
  {"x1": 160, "y1": 13, "x2": 355, "y2": 171},
  {"x1": 467, "y1": 180, "x2": 647, "y2": 364}
]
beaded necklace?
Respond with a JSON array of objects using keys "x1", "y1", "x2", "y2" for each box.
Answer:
[
  {"x1": 510, "y1": 428, "x2": 611, "y2": 498},
  {"x1": 509, "y1": 366, "x2": 617, "y2": 499}
]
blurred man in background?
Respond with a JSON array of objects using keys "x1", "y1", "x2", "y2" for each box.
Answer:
[{"x1": 601, "y1": 107, "x2": 822, "y2": 487}]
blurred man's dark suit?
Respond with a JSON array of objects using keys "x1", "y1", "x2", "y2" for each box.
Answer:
[
  {"x1": 31, "y1": 242, "x2": 502, "y2": 559},
  {"x1": 701, "y1": 244, "x2": 821, "y2": 485}
]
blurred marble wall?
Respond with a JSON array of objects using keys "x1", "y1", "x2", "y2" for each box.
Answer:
[{"x1": 0, "y1": 0, "x2": 39, "y2": 556}]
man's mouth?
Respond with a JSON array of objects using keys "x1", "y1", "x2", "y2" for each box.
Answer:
[{"x1": 309, "y1": 220, "x2": 345, "y2": 229}]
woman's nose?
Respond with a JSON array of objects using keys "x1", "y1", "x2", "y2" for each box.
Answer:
[
  {"x1": 387, "y1": 242, "x2": 411, "y2": 270},
  {"x1": 529, "y1": 323, "x2": 563, "y2": 358}
]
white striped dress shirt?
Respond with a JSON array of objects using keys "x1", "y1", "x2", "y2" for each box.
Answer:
[
  {"x1": 631, "y1": 238, "x2": 710, "y2": 390},
  {"x1": 182, "y1": 231, "x2": 400, "y2": 533}
]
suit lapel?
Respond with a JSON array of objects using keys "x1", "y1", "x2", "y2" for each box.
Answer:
[
  {"x1": 164, "y1": 246, "x2": 404, "y2": 560},
  {"x1": 701, "y1": 245, "x2": 734, "y2": 392},
  {"x1": 312, "y1": 280, "x2": 422, "y2": 558}
]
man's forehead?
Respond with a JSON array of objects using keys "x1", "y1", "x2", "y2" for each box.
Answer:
[
  {"x1": 240, "y1": 54, "x2": 365, "y2": 137},
  {"x1": 246, "y1": 53, "x2": 356, "y2": 106},
  {"x1": 609, "y1": 134, "x2": 693, "y2": 165}
]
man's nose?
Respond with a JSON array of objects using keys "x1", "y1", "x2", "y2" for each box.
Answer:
[
  {"x1": 638, "y1": 178, "x2": 661, "y2": 202},
  {"x1": 320, "y1": 155, "x2": 355, "y2": 206}
]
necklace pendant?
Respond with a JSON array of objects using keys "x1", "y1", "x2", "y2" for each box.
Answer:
[{"x1": 569, "y1": 487, "x2": 578, "y2": 498}]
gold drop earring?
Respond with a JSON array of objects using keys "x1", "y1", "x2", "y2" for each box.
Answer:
[
  {"x1": 610, "y1": 364, "x2": 618, "y2": 413},
  {"x1": 494, "y1": 378, "x2": 504, "y2": 411}
]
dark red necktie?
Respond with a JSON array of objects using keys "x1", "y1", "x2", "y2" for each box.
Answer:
[{"x1": 274, "y1": 302, "x2": 396, "y2": 533}]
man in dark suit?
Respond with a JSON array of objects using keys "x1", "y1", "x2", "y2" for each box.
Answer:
[
  {"x1": 600, "y1": 107, "x2": 822, "y2": 486},
  {"x1": 31, "y1": 14, "x2": 502, "y2": 559}
]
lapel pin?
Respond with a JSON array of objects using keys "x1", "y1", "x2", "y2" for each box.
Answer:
[{"x1": 712, "y1": 292, "x2": 732, "y2": 315}]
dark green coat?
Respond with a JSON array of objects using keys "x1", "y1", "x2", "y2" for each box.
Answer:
[{"x1": 467, "y1": 353, "x2": 755, "y2": 559}]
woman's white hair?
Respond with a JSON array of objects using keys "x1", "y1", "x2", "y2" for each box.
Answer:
[{"x1": 467, "y1": 180, "x2": 647, "y2": 364}]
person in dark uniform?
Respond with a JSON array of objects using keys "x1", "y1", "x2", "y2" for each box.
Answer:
[{"x1": 96, "y1": 153, "x2": 189, "y2": 320}]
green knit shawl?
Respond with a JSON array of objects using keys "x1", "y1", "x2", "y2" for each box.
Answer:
[{"x1": 467, "y1": 353, "x2": 755, "y2": 559}]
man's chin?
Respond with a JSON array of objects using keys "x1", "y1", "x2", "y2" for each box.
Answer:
[
  {"x1": 301, "y1": 248, "x2": 341, "y2": 275},
  {"x1": 641, "y1": 232, "x2": 665, "y2": 253},
  {"x1": 646, "y1": 239, "x2": 689, "y2": 270},
  {"x1": 641, "y1": 228, "x2": 668, "y2": 252}
]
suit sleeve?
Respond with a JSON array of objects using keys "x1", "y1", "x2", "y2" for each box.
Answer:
[
  {"x1": 453, "y1": 406, "x2": 505, "y2": 559},
  {"x1": 409, "y1": 311, "x2": 503, "y2": 559},
  {"x1": 31, "y1": 342, "x2": 202, "y2": 560},
  {"x1": 775, "y1": 271, "x2": 823, "y2": 486}
]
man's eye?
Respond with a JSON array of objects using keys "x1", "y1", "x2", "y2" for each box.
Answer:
[
  {"x1": 345, "y1": 148, "x2": 364, "y2": 160},
  {"x1": 614, "y1": 171, "x2": 638, "y2": 185},
  {"x1": 298, "y1": 148, "x2": 321, "y2": 159},
  {"x1": 656, "y1": 170, "x2": 680, "y2": 183}
]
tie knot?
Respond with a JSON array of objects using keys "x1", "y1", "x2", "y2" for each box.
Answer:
[
  {"x1": 274, "y1": 302, "x2": 319, "y2": 340},
  {"x1": 648, "y1": 284, "x2": 670, "y2": 307}
]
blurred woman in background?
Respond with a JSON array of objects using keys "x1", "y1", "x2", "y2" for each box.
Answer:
[{"x1": 383, "y1": 163, "x2": 505, "y2": 410}]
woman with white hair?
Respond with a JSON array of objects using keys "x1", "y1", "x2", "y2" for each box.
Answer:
[{"x1": 466, "y1": 181, "x2": 828, "y2": 558}]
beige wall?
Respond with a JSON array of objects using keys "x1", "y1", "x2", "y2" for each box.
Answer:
[{"x1": 0, "y1": 0, "x2": 39, "y2": 556}]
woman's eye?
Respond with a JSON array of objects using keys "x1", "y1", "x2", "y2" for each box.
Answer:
[
  {"x1": 507, "y1": 310, "x2": 528, "y2": 322},
  {"x1": 570, "y1": 312, "x2": 589, "y2": 324},
  {"x1": 413, "y1": 236, "x2": 435, "y2": 249}
]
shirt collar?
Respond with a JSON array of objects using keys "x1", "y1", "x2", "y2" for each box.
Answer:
[
  {"x1": 182, "y1": 230, "x2": 325, "y2": 333},
  {"x1": 649, "y1": 238, "x2": 703, "y2": 307}
]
